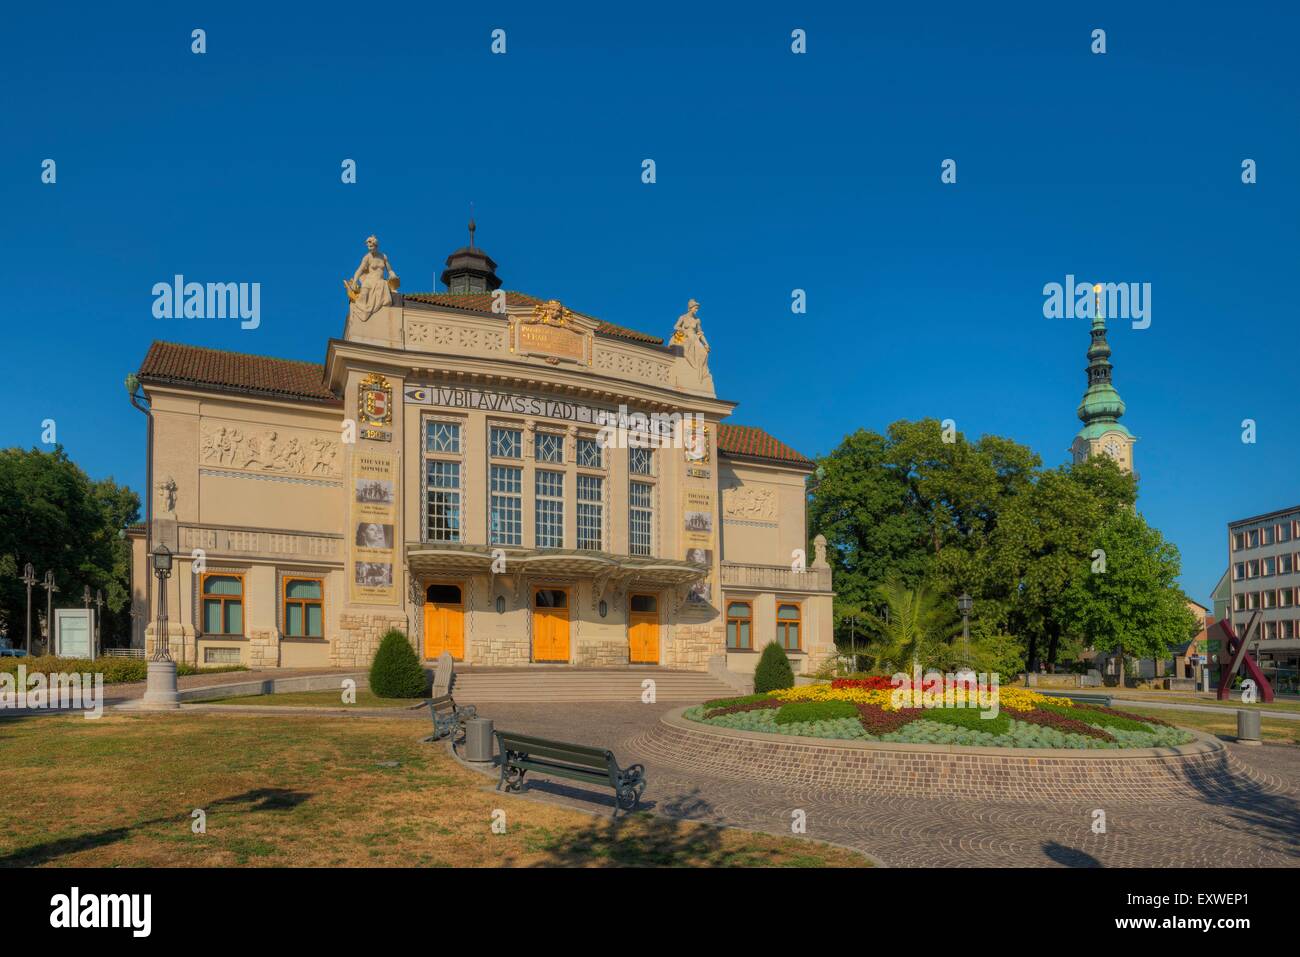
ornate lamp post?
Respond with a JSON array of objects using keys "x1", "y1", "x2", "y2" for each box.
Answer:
[
  {"x1": 956, "y1": 593, "x2": 973, "y2": 664},
  {"x1": 142, "y1": 544, "x2": 180, "y2": 709},
  {"x1": 19, "y1": 563, "x2": 36, "y2": 655},
  {"x1": 94, "y1": 589, "x2": 104, "y2": 657},
  {"x1": 40, "y1": 570, "x2": 59, "y2": 656}
]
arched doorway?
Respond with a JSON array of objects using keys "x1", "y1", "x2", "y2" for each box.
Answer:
[{"x1": 423, "y1": 583, "x2": 464, "y2": 660}]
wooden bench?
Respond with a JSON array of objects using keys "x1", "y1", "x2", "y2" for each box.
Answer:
[
  {"x1": 428, "y1": 694, "x2": 477, "y2": 742},
  {"x1": 494, "y1": 730, "x2": 646, "y2": 817}
]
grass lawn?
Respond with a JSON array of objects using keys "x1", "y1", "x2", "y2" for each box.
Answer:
[
  {"x1": 204, "y1": 689, "x2": 425, "y2": 709},
  {"x1": 0, "y1": 713, "x2": 868, "y2": 868},
  {"x1": 1123, "y1": 706, "x2": 1300, "y2": 745}
]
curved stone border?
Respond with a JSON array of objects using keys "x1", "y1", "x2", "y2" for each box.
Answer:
[{"x1": 650, "y1": 707, "x2": 1235, "y2": 802}]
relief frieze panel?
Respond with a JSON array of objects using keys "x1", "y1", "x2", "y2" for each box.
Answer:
[
  {"x1": 200, "y1": 423, "x2": 342, "y2": 477},
  {"x1": 722, "y1": 484, "x2": 778, "y2": 521}
]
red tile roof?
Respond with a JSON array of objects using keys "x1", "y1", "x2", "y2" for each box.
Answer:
[
  {"x1": 717, "y1": 424, "x2": 813, "y2": 468},
  {"x1": 138, "y1": 341, "x2": 339, "y2": 404},
  {"x1": 403, "y1": 291, "x2": 663, "y2": 345}
]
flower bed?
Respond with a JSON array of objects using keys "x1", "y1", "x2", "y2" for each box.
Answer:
[{"x1": 686, "y1": 684, "x2": 1194, "y2": 750}]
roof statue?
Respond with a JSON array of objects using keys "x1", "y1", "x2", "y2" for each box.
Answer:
[{"x1": 345, "y1": 235, "x2": 400, "y2": 323}]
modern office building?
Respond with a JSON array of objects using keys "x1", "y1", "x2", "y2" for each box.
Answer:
[
  {"x1": 126, "y1": 230, "x2": 836, "y2": 678},
  {"x1": 1225, "y1": 505, "x2": 1300, "y2": 693}
]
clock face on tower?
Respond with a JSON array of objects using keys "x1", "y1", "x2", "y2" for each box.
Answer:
[{"x1": 1102, "y1": 437, "x2": 1123, "y2": 462}]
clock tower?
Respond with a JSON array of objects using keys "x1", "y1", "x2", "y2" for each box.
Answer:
[{"x1": 1070, "y1": 285, "x2": 1137, "y2": 475}]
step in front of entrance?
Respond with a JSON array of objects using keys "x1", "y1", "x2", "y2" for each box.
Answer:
[{"x1": 451, "y1": 671, "x2": 740, "y2": 703}]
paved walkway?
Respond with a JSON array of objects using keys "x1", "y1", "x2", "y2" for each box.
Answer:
[{"x1": 471, "y1": 702, "x2": 1300, "y2": 868}]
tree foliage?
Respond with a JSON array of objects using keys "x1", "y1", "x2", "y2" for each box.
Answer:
[
  {"x1": 0, "y1": 447, "x2": 140, "y2": 647},
  {"x1": 810, "y1": 420, "x2": 1187, "y2": 672}
]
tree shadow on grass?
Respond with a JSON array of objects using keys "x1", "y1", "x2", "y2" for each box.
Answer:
[
  {"x1": 0, "y1": 787, "x2": 312, "y2": 867},
  {"x1": 525, "y1": 811, "x2": 729, "y2": 867},
  {"x1": 1041, "y1": 840, "x2": 1102, "y2": 868}
]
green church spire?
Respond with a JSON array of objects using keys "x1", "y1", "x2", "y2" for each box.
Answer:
[{"x1": 1075, "y1": 285, "x2": 1132, "y2": 442}]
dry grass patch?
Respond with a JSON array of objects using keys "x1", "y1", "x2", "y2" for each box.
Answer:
[
  {"x1": 204, "y1": 689, "x2": 424, "y2": 709},
  {"x1": 0, "y1": 713, "x2": 866, "y2": 868},
  {"x1": 1123, "y1": 706, "x2": 1300, "y2": 745}
]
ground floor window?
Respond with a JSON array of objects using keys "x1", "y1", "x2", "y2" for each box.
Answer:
[
  {"x1": 776, "y1": 602, "x2": 802, "y2": 650},
  {"x1": 726, "y1": 601, "x2": 752, "y2": 649},
  {"x1": 204, "y1": 646, "x2": 242, "y2": 665},
  {"x1": 283, "y1": 577, "x2": 324, "y2": 637},
  {"x1": 202, "y1": 574, "x2": 244, "y2": 636}
]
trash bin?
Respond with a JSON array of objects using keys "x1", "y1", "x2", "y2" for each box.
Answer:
[
  {"x1": 1236, "y1": 709, "x2": 1261, "y2": 746},
  {"x1": 464, "y1": 718, "x2": 495, "y2": 763}
]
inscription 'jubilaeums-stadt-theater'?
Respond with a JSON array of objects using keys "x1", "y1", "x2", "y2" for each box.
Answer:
[{"x1": 129, "y1": 229, "x2": 835, "y2": 679}]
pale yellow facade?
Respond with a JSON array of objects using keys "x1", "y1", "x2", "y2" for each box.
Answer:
[{"x1": 131, "y1": 240, "x2": 835, "y2": 679}]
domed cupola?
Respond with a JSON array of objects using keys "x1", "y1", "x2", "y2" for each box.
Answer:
[{"x1": 440, "y1": 219, "x2": 502, "y2": 294}]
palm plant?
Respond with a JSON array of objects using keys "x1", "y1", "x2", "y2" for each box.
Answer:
[{"x1": 865, "y1": 576, "x2": 958, "y2": 673}]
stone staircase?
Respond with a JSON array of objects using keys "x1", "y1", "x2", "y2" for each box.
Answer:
[{"x1": 450, "y1": 668, "x2": 741, "y2": 703}]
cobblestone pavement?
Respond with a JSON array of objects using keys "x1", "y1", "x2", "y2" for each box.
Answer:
[{"x1": 474, "y1": 702, "x2": 1300, "y2": 868}]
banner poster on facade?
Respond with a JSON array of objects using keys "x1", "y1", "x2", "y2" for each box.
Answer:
[
  {"x1": 682, "y1": 486, "x2": 715, "y2": 602},
  {"x1": 350, "y1": 449, "x2": 398, "y2": 604}
]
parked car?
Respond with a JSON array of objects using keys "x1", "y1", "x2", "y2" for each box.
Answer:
[{"x1": 0, "y1": 647, "x2": 28, "y2": 657}]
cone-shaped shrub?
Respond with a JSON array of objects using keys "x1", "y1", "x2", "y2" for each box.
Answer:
[
  {"x1": 753, "y1": 641, "x2": 795, "y2": 693},
  {"x1": 369, "y1": 629, "x2": 427, "y2": 698}
]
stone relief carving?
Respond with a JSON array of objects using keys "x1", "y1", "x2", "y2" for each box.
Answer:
[
  {"x1": 594, "y1": 349, "x2": 671, "y2": 383},
  {"x1": 200, "y1": 425, "x2": 341, "y2": 477},
  {"x1": 156, "y1": 475, "x2": 178, "y2": 514},
  {"x1": 722, "y1": 484, "x2": 777, "y2": 520},
  {"x1": 407, "y1": 321, "x2": 504, "y2": 353}
]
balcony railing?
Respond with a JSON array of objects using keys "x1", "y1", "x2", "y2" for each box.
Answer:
[{"x1": 719, "y1": 562, "x2": 832, "y2": 593}]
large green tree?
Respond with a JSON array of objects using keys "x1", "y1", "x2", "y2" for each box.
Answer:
[
  {"x1": 0, "y1": 446, "x2": 140, "y2": 649},
  {"x1": 1059, "y1": 506, "x2": 1199, "y2": 679},
  {"x1": 809, "y1": 420, "x2": 1186, "y2": 676}
]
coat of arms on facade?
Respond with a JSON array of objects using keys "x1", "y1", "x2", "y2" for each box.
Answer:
[
  {"x1": 526, "y1": 299, "x2": 572, "y2": 327},
  {"x1": 358, "y1": 373, "x2": 393, "y2": 440},
  {"x1": 510, "y1": 299, "x2": 592, "y2": 366}
]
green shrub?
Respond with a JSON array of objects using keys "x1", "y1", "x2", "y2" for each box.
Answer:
[
  {"x1": 0, "y1": 655, "x2": 244, "y2": 684},
  {"x1": 774, "y1": 699, "x2": 859, "y2": 725},
  {"x1": 1039, "y1": 702, "x2": 1156, "y2": 733},
  {"x1": 368, "y1": 630, "x2": 427, "y2": 699},
  {"x1": 702, "y1": 693, "x2": 771, "y2": 710},
  {"x1": 920, "y1": 706, "x2": 1010, "y2": 735},
  {"x1": 753, "y1": 642, "x2": 795, "y2": 693}
]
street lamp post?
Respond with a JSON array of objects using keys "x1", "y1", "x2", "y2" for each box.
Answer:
[
  {"x1": 142, "y1": 544, "x2": 180, "y2": 709},
  {"x1": 94, "y1": 589, "x2": 104, "y2": 657},
  {"x1": 19, "y1": 563, "x2": 36, "y2": 655},
  {"x1": 41, "y1": 571, "x2": 59, "y2": 656},
  {"x1": 957, "y1": 593, "x2": 973, "y2": 665}
]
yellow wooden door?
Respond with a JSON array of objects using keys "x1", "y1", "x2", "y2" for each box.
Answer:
[
  {"x1": 423, "y1": 585, "x2": 464, "y2": 659},
  {"x1": 628, "y1": 594, "x2": 659, "y2": 663},
  {"x1": 532, "y1": 589, "x2": 570, "y2": 662}
]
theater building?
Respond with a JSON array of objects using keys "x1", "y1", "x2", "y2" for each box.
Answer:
[{"x1": 128, "y1": 232, "x2": 835, "y2": 678}]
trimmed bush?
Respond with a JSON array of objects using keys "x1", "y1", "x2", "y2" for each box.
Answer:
[
  {"x1": 702, "y1": 693, "x2": 771, "y2": 711},
  {"x1": 753, "y1": 642, "x2": 795, "y2": 694},
  {"x1": 0, "y1": 656, "x2": 245, "y2": 684},
  {"x1": 368, "y1": 630, "x2": 427, "y2": 699},
  {"x1": 774, "y1": 699, "x2": 859, "y2": 725}
]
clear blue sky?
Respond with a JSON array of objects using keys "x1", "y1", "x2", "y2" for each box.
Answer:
[{"x1": 3, "y1": 2, "x2": 1296, "y2": 606}]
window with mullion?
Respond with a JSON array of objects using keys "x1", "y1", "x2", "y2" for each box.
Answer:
[
  {"x1": 425, "y1": 459, "x2": 461, "y2": 543},
  {"x1": 536, "y1": 469, "x2": 564, "y2": 548},
  {"x1": 629, "y1": 480, "x2": 653, "y2": 556},
  {"x1": 283, "y1": 577, "x2": 324, "y2": 638},
  {"x1": 577, "y1": 474, "x2": 603, "y2": 551},
  {"x1": 202, "y1": 574, "x2": 244, "y2": 636},
  {"x1": 490, "y1": 426, "x2": 522, "y2": 459},
  {"x1": 577, "y1": 437, "x2": 603, "y2": 469},
  {"x1": 536, "y1": 431, "x2": 564, "y2": 464},
  {"x1": 490, "y1": 465, "x2": 522, "y2": 546}
]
